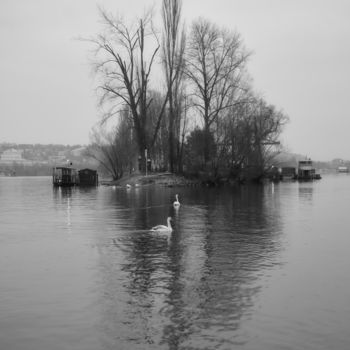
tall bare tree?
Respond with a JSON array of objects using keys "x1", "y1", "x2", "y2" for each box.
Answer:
[
  {"x1": 186, "y1": 18, "x2": 250, "y2": 163},
  {"x1": 90, "y1": 8, "x2": 168, "y2": 172},
  {"x1": 161, "y1": 0, "x2": 186, "y2": 172}
]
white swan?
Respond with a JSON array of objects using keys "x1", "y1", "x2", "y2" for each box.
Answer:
[
  {"x1": 150, "y1": 217, "x2": 173, "y2": 233},
  {"x1": 173, "y1": 194, "x2": 180, "y2": 208},
  {"x1": 126, "y1": 184, "x2": 131, "y2": 189}
]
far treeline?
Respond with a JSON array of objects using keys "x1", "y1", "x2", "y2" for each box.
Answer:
[{"x1": 86, "y1": 0, "x2": 288, "y2": 183}]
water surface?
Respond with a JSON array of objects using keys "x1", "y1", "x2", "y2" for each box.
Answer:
[{"x1": 1, "y1": 175, "x2": 349, "y2": 349}]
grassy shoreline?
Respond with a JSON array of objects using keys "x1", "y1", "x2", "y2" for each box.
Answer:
[{"x1": 100, "y1": 172, "x2": 204, "y2": 188}]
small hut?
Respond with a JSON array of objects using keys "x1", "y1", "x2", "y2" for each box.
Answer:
[
  {"x1": 78, "y1": 168, "x2": 98, "y2": 186},
  {"x1": 52, "y1": 167, "x2": 79, "y2": 186},
  {"x1": 281, "y1": 167, "x2": 297, "y2": 180}
]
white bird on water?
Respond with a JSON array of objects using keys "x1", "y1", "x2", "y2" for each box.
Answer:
[
  {"x1": 150, "y1": 217, "x2": 173, "y2": 233},
  {"x1": 126, "y1": 184, "x2": 131, "y2": 189},
  {"x1": 173, "y1": 194, "x2": 180, "y2": 208}
]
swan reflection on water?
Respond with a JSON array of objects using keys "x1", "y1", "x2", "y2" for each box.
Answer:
[{"x1": 173, "y1": 194, "x2": 180, "y2": 208}]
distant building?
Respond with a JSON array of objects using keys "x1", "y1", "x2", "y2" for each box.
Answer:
[
  {"x1": 338, "y1": 166, "x2": 349, "y2": 173},
  {"x1": 71, "y1": 147, "x2": 86, "y2": 157},
  {"x1": 0, "y1": 149, "x2": 32, "y2": 165},
  {"x1": 48, "y1": 155, "x2": 67, "y2": 164},
  {"x1": 1, "y1": 149, "x2": 23, "y2": 162}
]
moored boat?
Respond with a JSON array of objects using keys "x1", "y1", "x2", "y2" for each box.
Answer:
[
  {"x1": 296, "y1": 159, "x2": 321, "y2": 180},
  {"x1": 337, "y1": 166, "x2": 349, "y2": 173}
]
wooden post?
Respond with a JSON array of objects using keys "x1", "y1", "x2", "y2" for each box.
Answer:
[{"x1": 145, "y1": 149, "x2": 148, "y2": 176}]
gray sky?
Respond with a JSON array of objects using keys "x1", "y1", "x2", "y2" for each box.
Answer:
[{"x1": 1, "y1": 0, "x2": 349, "y2": 161}]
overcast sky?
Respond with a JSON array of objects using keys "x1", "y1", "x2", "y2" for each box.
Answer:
[{"x1": 1, "y1": 0, "x2": 349, "y2": 161}]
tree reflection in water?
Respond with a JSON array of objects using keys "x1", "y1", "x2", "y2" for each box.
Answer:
[{"x1": 97, "y1": 185, "x2": 283, "y2": 349}]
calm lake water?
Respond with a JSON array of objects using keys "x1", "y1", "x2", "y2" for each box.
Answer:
[{"x1": 1, "y1": 174, "x2": 350, "y2": 350}]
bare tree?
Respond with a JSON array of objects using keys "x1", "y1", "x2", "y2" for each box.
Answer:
[
  {"x1": 90, "y1": 8, "x2": 168, "y2": 172},
  {"x1": 250, "y1": 99, "x2": 287, "y2": 175},
  {"x1": 186, "y1": 18, "x2": 250, "y2": 163},
  {"x1": 86, "y1": 128, "x2": 123, "y2": 181},
  {"x1": 161, "y1": 0, "x2": 186, "y2": 172},
  {"x1": 148, "y1": 89, "x2": 168, "y2": 171},
  {"x1": 86, "y1": 113, "x2": 136, "y2": 180},
  {"x1": 223, "y1": 94, "x2": 288, "y2": 180}
]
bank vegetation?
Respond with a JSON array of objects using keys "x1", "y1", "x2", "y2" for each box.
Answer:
[{"x1": 86, "y1": 0, "x2": 288, "y2": 184}]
